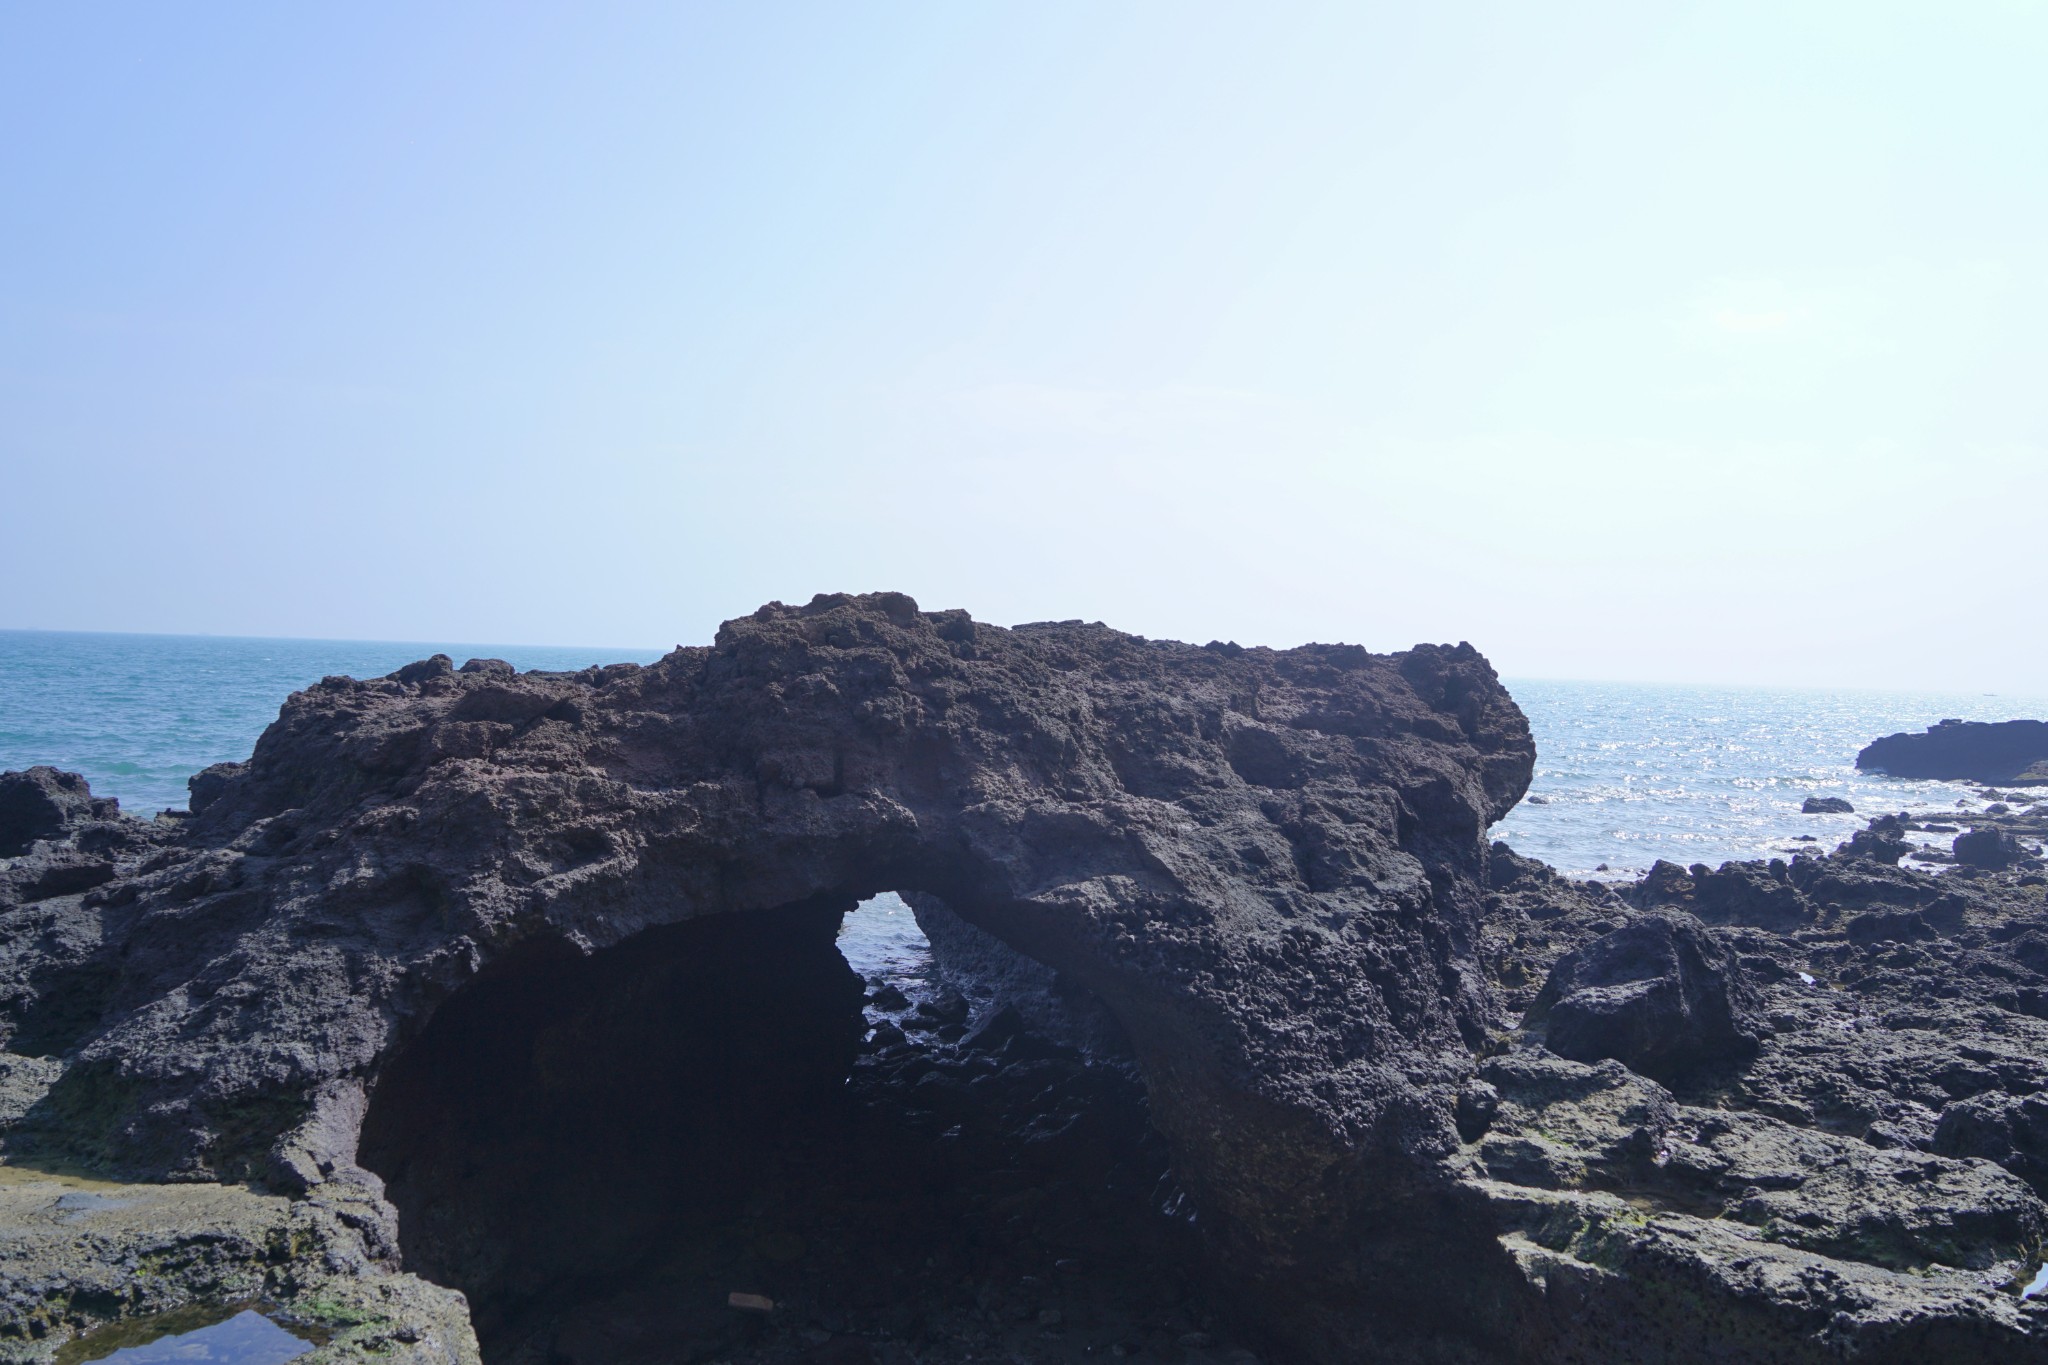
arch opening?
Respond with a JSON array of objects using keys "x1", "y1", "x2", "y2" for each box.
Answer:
[{"x1": 358, "y1": 891, "x2": 1250, "y2": 1365}]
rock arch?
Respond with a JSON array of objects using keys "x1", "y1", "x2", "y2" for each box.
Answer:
[{"x1": 6, "y1": 593, "x2": 1536, "y2": 1360}]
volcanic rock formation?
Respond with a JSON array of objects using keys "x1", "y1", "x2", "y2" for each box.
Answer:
[
  {"x1": 1859, "y1": 718, "x2": 2048, "y2": 786},
  {"x1": 2, "y1": 594, "x2": 2048, "y2": 1363}
]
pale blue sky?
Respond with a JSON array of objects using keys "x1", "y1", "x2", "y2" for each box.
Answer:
[{"x1": 3, "y1": 3, "x2": 2042, "y2": 688}]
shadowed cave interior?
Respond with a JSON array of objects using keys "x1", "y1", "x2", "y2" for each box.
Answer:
[{"x1": 358, "y1": 894, "x2": 1258, "y2": 1365}]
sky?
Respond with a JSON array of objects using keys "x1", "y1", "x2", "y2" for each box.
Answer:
[{"x1": 2, "y1": 2, "x2": 2043, "y2": 689}]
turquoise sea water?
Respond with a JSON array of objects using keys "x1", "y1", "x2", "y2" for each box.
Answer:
[
  {"x1": 0, "y1": 630, "x2": 663, "y2": 816},
  {"x1": 3, "y1": 630, "x2": 2044, "y2": 881}
]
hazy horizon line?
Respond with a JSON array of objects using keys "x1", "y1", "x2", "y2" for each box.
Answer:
[{"x1": 5, "y1": 624, "x2": 2044, "y2": 705}]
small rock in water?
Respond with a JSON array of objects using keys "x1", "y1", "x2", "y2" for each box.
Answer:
[{"x1": 1802, "y1": 796, "x2": 1855, "y2": 815}]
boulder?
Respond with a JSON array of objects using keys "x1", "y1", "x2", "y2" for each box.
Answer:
[
  {"x1": 1528, "y1": 912, "x2": 1768, "y2": 1082},
  {"x1": 1956, "y1": 827, "x2": 2035, "y2": 870},
  {"x1": 1802, "y1": 795, "x2": 1855, "y2": 815},
  {"x1": 1935, "y1": 1091, "x2": 2048, "y2": 1198},
  {"x1": 0, "y1": 766, "x2": 113, "y2": 857},
  {"x1": 1840, "y1": 814, "x2": 1912, "y2": 865}
]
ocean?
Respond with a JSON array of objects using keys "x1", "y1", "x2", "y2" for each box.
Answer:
[
  {"x1": 0, "y1": 630, "x2": 664, "y2": 818},
  {"x1": 1488, "y1": 678, "x2": 2048, "y2": 878},
  {"x1": 4, "y1": 629, "x2": 2043, "y2": 905}
]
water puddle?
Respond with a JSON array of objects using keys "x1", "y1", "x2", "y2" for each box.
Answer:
[
  {"x1": 2021, "y1": 1261, "x2": 2048, "y2": 1300},
  {"x1": 55, "y1": 1305, "x2": 316, "y2": 1365},
  {"x1": 0, "y1": 1160, "x2": 133, "y2": 1193}
]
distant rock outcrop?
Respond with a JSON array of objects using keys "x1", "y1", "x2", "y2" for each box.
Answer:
[
  {"x1": 1858, "y1": 718, "x2": 2048, "y2": 786},
  {"x1": 1802, "y1": 795, "x2": 1854, "y2": 814}
]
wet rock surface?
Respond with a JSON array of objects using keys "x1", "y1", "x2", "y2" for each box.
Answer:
[
  {"x1": 5, "y1": 596, "x2": 2048, "y2": 1360},
  {"x1": 0, "y1": 1161, "x2": 475, "y2": 1364}
]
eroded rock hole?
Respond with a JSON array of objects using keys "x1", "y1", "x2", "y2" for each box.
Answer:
[{"x1": 359, "y1": 894, "x2": 1236, "y2": 1365}]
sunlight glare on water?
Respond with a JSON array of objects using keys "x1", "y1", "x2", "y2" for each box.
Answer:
[{"x1": 1492, "y1": 679, "x2": 2048, "y2": 878}]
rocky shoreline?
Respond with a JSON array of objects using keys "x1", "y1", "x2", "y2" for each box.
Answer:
[{"x1": 3, "y1": 595, "x2": 2048, "y2": 1362}]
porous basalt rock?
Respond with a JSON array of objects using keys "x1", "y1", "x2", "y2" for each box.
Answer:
[
  {"x1": 0, "y1": 768, "x2": 121, "y2": 859},
  {"x1": 1476, "y1": 808, "x2": 2048, "y2": 1360},
  {"x1": 0, "y1": 595, "x2": 1535, "y2": 1362},
  {"x1": 1527, "y1": 912, "x2": 1768, "y2": 1082},
  {"x1": 1936, "y1": 1091, "x2": 2048, "y2": 1198},
  {"x1": 6, "y1": 599, "x2": 2048, "y2": 1362},
  {"x1": 1957, "y1": 827, "x2": 2037, "y2": 870}
]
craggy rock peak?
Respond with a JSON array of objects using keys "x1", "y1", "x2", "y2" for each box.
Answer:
[
  {"x1": 0, "y1": 768, "x2": 119, "y2": 859},
  {"x1": 4, "y1": 594, "x2": 2048, "y2": 1363},
  {"x1": 1859, "y1": 718, "x2": 2048, "y2": 786}
]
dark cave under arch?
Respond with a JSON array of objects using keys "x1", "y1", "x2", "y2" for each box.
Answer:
[{"x1": 356, "y1": 890, "x2": 1230, "y2": 1365}]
